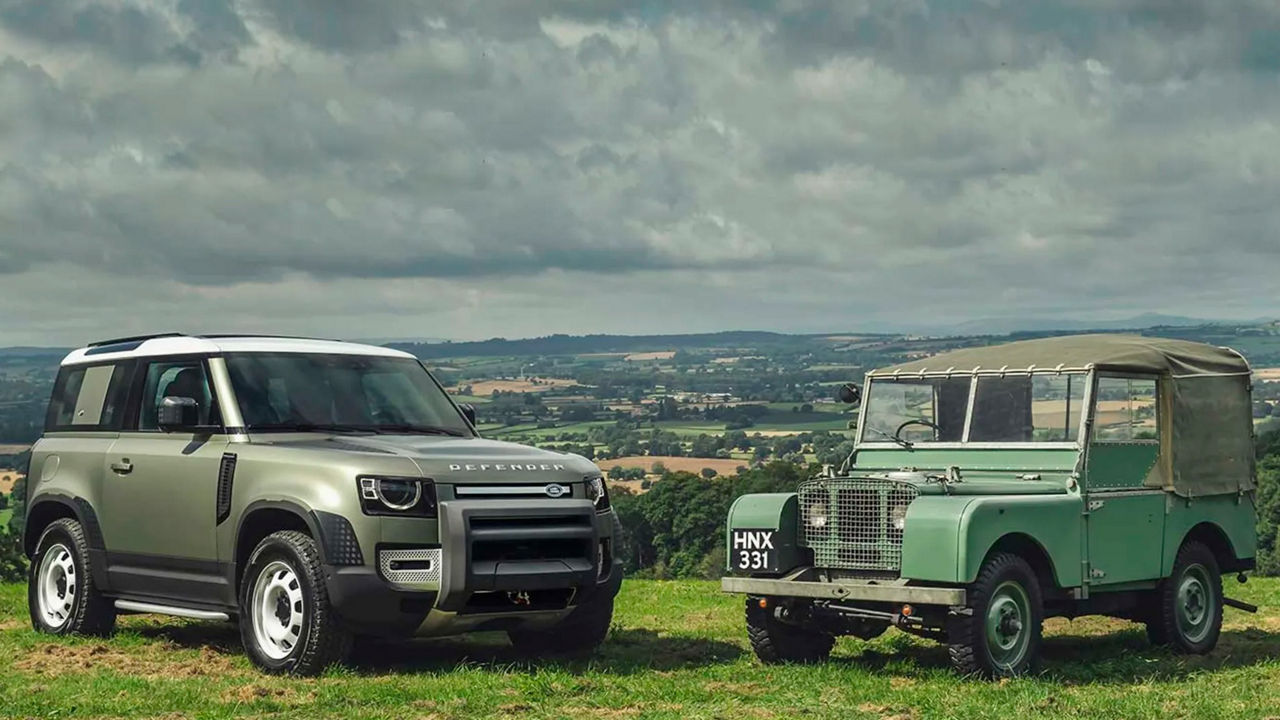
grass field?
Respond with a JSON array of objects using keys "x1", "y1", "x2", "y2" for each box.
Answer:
[
  {"x1": 2, "y1": 578, "x2": 1280, "y2": 718},
  {"x1": 0, "y1": 509, "x2": 11, "y2": 527}
]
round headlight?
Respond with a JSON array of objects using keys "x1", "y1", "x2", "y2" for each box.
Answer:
[
  {"x1": 376, "y1": 477, "x2": 421, "y2": 511},
  {"x1": 890, "y1": 503, "x2": 909, "y2": 531}
]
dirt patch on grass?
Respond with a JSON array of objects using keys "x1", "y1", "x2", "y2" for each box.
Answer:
[
  {"x1": 221, "y1": 683, "x2": 315, "y2": 706},
  {"x1": 0, "y1": 618, "x2": 27, "y2": 631},
  {"x1": 15, "y1": 642, "x2": 242, "y2": 679}
]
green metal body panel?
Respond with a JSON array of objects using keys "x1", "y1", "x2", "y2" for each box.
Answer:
[
  {"x1": 854, "y1": 448, "x2": 1081, "y2": 474},
  {"x1": 1085, "y1": 491, "x2": 1165, "y2": 584},
  {"x1": 1087, "y1": 443, "x2": 1159, "y2": 490},
  {"x1": 1160, "y1": 493, "x2": 1257, "y2": 576},
  {"x1": 725, "y1": 493, "x2": 803, "y2": 573}
]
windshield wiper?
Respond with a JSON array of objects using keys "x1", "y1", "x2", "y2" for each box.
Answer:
[
  {"x1": 369, "y1": 424, "x2": 466, "y2": 437},
  {"x1": 867, "y1": 426, "x2": 914, "y2": 450}
]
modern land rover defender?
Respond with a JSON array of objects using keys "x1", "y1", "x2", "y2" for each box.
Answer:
[
  {"x1": 724, "y1": 335, "x2": 1258, "y2": 677},
  {"x1": 24, "y1": 334, "x2": 622, "y2": 674}
]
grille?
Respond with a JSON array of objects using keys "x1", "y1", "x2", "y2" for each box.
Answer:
[
  {"x1": 378, "y1": 548, "x2": 443, "y2": 589},
  {"x1": 798, "y1": 478, "x2": 919, "y2": 573}
]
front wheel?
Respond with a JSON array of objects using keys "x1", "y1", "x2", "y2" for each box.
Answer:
[
  {"x1": 948, "y1": 552, "x2": 1043, "y2": 678},
  {"x1": 239, "y1": 530, "x2": 351, "y2": 675},
  {"x1": 1147, "y1": 541, "x2": 1222, "y2": 654},
  {"x1": 744, "y1": 597, "x2": 834, "y2": 664}
]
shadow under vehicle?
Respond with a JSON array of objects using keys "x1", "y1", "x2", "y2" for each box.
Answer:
[{"x1": 723, "y1": 334, "x2": 1259, "y2": 677}]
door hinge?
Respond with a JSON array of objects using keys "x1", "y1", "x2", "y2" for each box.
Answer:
[
  {"x1": 1090, "y1": 568, "x2": 1107, "y2": 580},
  {"x1": 1087, "y1": 499, "x2": 1105, "y2": 512}
]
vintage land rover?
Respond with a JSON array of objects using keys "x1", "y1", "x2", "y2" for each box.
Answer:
[
  {"x1": 723, "y1": 335, "x2": 1258, "y2": 677},
  {"x1": 24, "y1": 334, "x2": 622, "y2": 674}
]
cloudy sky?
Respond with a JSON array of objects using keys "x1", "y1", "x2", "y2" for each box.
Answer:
[{"x1": 1, "y1": 1, "x2": 1278, "y2": 345}]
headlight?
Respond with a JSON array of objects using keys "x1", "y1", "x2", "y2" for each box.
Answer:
[
  {"x1": 358, "y1": 476, "x2": 436, "y2": 516},
  {"x1": 586, "y1": 476, "x2": 610, "y2": 511},
  {"x1": 889, "y1": 503, "x2": 909, "y2": 532}
]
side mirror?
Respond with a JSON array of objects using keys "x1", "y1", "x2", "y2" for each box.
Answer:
[
  {"x1": 158, "y1": 396, "x2": 199, "y2": 431},
  {"x1": 459, "y1": 402, "x2": 477, "y2": 427},
  {"x1": 837, "y1": 383, "x2": 862, "y2": 405}
]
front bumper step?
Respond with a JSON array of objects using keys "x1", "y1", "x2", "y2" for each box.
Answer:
[{"x1": 722, "y1": 574, "x2": 966, "y2": 607}]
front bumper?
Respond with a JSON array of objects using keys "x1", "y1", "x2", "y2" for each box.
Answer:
[
  {"x1": 722, "y1": 571, "x2": 967, "y2": 607},
  {"x1": 323, "y1": 499, "x2": 622, "y2": 636}
]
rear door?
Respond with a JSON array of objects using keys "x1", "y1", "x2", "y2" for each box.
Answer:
[
  {"x1": 100, "y1": 356, "x2": 230, "y2": 605},
  {"x1": 1084, "y1": 374, "x2": 1166, "y2": 585}
]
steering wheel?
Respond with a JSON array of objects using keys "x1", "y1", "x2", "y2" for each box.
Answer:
[{"x1": 895, "y1": 419, "x2": 943, "y2": 442}]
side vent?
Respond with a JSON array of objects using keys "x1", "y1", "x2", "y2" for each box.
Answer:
[{"x1": 216, "y1": 453, "x2": 237, "y2": 524}]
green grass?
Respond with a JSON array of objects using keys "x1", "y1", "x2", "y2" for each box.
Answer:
[
  {"x1": 3, "y1": 579, "x2": 1280, "y2": 718},
  {"x1": 0, "y1": 509, "x2": 11, "y2": 527}
]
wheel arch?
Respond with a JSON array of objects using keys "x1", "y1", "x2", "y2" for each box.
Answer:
[
  {"x1": 981, "y1": 532, "x2": 1061, "y2": 592},
  {"x1": 23, "y1": 495, "x2": 100, "y2": 558},
  {"x1": 232, "y1": 500, "x2": 320, "y2": 595},
  {"x1": 1176, "y1": 522, "x2": 1242, "y2": 574}
]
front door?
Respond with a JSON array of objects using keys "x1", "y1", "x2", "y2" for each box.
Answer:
[
  {"x1": 101, "y1": 357, "x2": 230, "y2": 605},
  {"x1": 1084, "y1": 375, "x2": 1166, "y2": 585}
]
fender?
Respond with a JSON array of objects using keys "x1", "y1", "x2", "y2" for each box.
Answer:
[
  {"x1": 24, "y1": 493, "x2": 112, "y2": 591},
  {"x1": 725, "y1": 493, "x2": 803, "y2": 575},
  {"x1": 1162, "y1": 494, "x2": 1257, "y2": 575},
  {"x1": 901, "y1": 493, "x2": 1084, "y2": 587}
]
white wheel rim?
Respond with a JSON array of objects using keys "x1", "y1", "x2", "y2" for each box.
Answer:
[
  {"x1": 250, "y1": 560, "x2": 305, "y2": 660},
  {"x1": 37, "y1": 543, "x2": 77, "y2": 628}
]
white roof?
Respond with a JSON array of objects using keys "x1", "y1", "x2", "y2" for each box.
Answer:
[{"x1": 61, "y1": 336, "x2": 415, "y2": 366}]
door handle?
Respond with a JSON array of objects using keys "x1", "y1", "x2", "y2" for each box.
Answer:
[{"x1": 110, "y1": 460, "x2": 134, "y2": 475}]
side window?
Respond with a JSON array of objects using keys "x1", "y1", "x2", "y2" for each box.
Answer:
[
  {"x1": 45, "y1": 364, "x2": 131, "y2": 431},
  {"x1": 1092, "y1": 377, "x2": 1159, "y2": 443},
  {"x1": 136, "y1": 360, "x2": 222, "y2": 430}
]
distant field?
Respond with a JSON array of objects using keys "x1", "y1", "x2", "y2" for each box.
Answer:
[
  {"x1": 1256, "y1": 367, "x2": 1280, "y2": 382},
  {"x1": 602, "y1": 456, "x2": 749, "y2": 477},
  {"x1": 450, "y1": 378, "x2": 581, "y2": 396},
  {"x1": 0, "y1": 471, "x2": 20, "y2": 495},
  {"x1": 625, "y1": 351, "x2": 676, "y2": 361},
  {"x1": 0, "y1": 444, "x2": 29, "y2": 454}
]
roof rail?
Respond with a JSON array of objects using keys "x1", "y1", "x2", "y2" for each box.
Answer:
[
  {"x1": 87, "y1": 332, "x2": 186, "y2": 348},
  {"x1": 196, "y1": 333, "x2": 337, "y2": 342}
]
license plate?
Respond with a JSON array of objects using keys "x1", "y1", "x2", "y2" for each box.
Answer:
[{"x1": 731, "y1": 529, "x2": 777, "y2": 572}]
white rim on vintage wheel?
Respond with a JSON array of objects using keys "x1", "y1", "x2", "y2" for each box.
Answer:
[
  {"x1": 37, "y1": 543, "x2": 77, "y2": 628},
  {"x1": 251, "y1": 560, "x2": 305, "y2": 660}
]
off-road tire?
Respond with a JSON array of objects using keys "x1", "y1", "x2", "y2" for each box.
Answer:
[
  {"x1": 948, "y1": 552, "x2": 1043, "y2": 678},
  {"x1": 1148, "y1": 541, "x2": 1222, "y2": 655},
  {"x1": 508, "y1": 593, "x2": 614, "y2": 656},
  {"x1": 744, "y1": 597, "x2": 835, "y2": 664},
  {"x1": 239, "y1": 530, "x2": 351, "y2": 675},
  {"x1": 28, "y1": 518, "x2": 116, "y2": 636}
]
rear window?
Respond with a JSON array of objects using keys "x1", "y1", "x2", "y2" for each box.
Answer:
[{"x1": 45, "y1": 363, "x2": 133, "y2": 431}]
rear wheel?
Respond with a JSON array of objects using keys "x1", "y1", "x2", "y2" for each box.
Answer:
[
  {"x1": 239, "y1": 530, "x2": 351, "y2": 675},
  {"x1": 28, "y1": 518, "x2": 116, "y2": 636},
  {"x1": 745, "y1": 597, "x2": 834, "y2": 664},
  {"x1": 1148, "y1": 541, "x2": 1222, "y2": 654},
  {"x1": 948, "y1": 552, "x2": 1043, "y2": 678}
]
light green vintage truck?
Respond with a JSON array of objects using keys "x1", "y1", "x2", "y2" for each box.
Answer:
[{"x1": 723, "y1": 335, "x2": 1258, "y2": 677}]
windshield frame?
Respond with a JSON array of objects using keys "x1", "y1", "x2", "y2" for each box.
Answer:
[
  {"x1": 220, "y1": 351, "x2": 476, "y2": 437},
  {"x1": 855, "y1": 369, "x2": 1094, "y2": 450}
]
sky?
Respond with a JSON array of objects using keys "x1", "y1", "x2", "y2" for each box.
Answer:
[{"x1": 1, "y1": 1, "x2": 1278, "y2": 346}]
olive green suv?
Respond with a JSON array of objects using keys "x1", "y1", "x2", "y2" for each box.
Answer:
[
  {"x1": 724, "y1": 335, "x2": 1259, "y2": 677},
  {"x1": 23, "y1": 334, "x2": 622, "y2": 674}
]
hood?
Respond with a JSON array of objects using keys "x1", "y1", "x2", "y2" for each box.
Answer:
[
  {"x1": 251, "y1": 434, "x2": 599, "y2": 484},
  {"x1": 849, "y1": 469, "x2": 1072, "y2": 496}
]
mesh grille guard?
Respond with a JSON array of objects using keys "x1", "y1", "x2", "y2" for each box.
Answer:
[{"x1": 798, "y1": 477, "x2": 919, "y2": 573}]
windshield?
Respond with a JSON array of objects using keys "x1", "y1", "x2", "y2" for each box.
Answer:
[
  {"x1": 861, "y1": 372, "x2": 1087, "y2": 445},
  {"x1": 861, "y1": 377, "x2": 971, "y2": 444},
  {"x1": 225, "y1": 353, "x2": 472, "y2": 435}
]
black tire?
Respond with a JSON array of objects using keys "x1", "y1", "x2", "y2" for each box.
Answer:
[
  {"x1": 1148, "y1": 541, "x2": 1222, "y2": 655},
  {"x1": 508, "y1": 593, "x2": 614, "y2": 656},
  {"x1": 948, "y1": 552, "x2": 1043, "y2": 678},
  {"x1": 744, "y1": 597, "x2": 834, "y2": 664},
  {"x1": 28, "y1": 518, "x2": 116, "y2": 636},
  {"x1": 238, "y1": 530, "x2": 351, "y2": 675}
]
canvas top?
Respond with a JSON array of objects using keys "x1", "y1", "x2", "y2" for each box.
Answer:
[{"x1": 870, "y1": 334, "x2": 1250, "y2": 379}]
